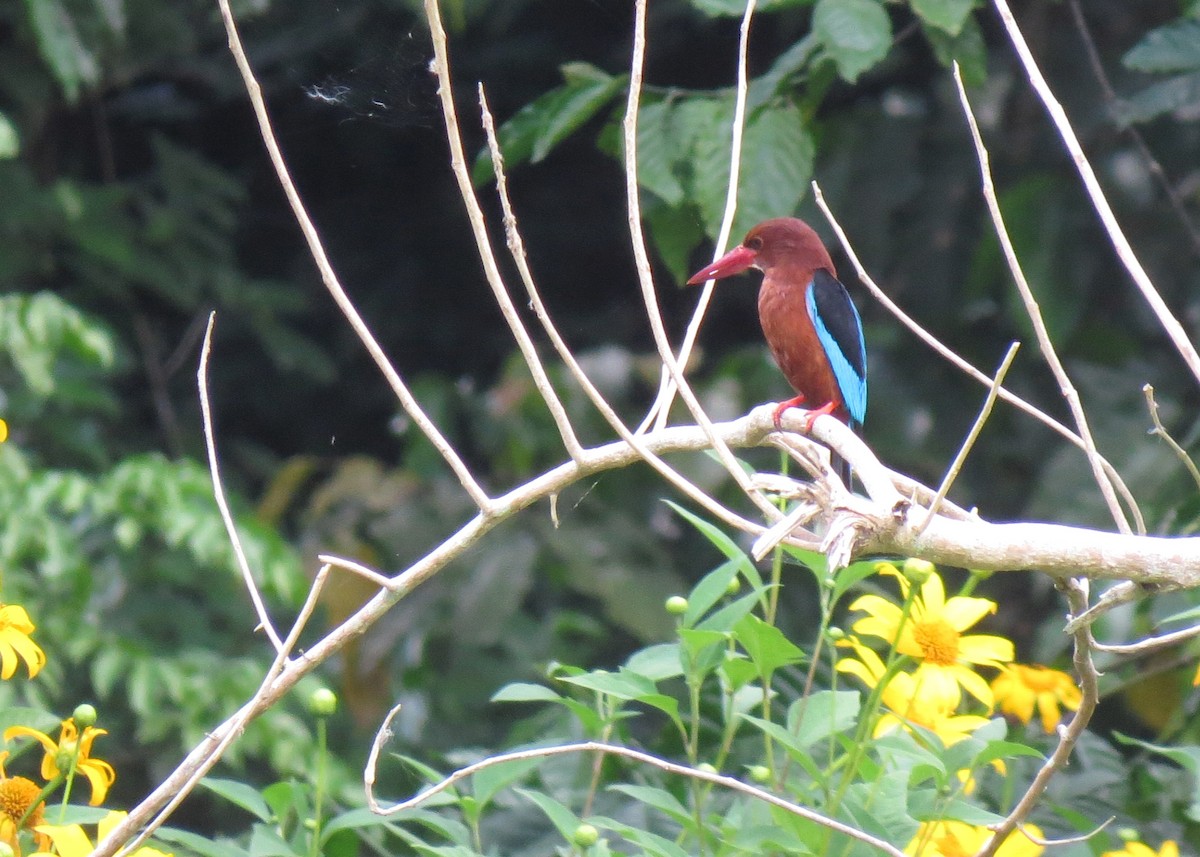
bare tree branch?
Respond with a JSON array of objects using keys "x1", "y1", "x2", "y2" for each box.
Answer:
[
  {"x1": 641, "y1": 0, "x2": 758, "y2": 433},
  {"x1": 364, "y1": 707, "x2": 908, "y2": 857},
  {"x1": 197, "y1": 313, "x2": 284, "y2": 653},
  {"x1": 992, "y1": 0, "x2": 1200, "y2": 388},
  {"x1": 917, "y1": 341, "x2": 1020, "y2": 535},
  {"x1": 622, "y1": 0, "x2": 778, "y2": 521},
  {"x1": 1065, "y1": 0, "x2": 1200, "y2": 258},
  {"x1": 212, "y1": 0, "x2": 491, "y2": 510},
  {"x1": 975, "y1": 578, "x2": 1099, "y2": 857},
  {"x1": 954, "y1": 64, "x2": 1132, "y2": 535},
  {"x1": 423, "y1": 0, "x2": 585, "y2": 464}
]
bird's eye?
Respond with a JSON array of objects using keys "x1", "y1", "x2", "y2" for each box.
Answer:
[{"x1": 746, "y1": 236, "x2": 763, "y2": 251}]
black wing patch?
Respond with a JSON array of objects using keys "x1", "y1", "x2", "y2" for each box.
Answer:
[{"x1": 806, "y1": 268, "x2": 867, "y2": 427}]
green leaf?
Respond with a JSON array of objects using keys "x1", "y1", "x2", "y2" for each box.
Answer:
[
  {"x1": 692, "y1": 0, "x2": 810, "y2": 15},
  {"x1": 625, "y1": 642, "x2": 686, "y2": 681},
  {"x1": 1114, "y1": 731, "x2": 1200, "y2": 818},
  {"x1": 0, "y1": 113, "x2": 18, "y2": 159},
  {"x1": 200, "y1": 777, "x2": 273, "y2": 822},
  {"x1": 663, "y1": 500, "x2": 763, "y2": 591},
  {"x1": 908, "y1": 790, "x2": 1005, "y2": 824},
  {"x1": 23, "y1": 0, "x2": 100, "y2": 103},
  {"x1": 910, "y1": 0, "x2": 976, "y2": 36},
  {"x1": 608, "y1": 784, "x2": 693, "y2": 827},
  {"x1": 559, "y1": 668, "x2": 656, "y2": 700},
  {"x1": 813, "y1": 0, "x2": 892, "y2": 82},
  {"x1": 690, "y1": 101, "x2": 815, "y2": 242},
  {"x1": 788, "y1": 689, "x2": 861, "y2": 747},
  {"x1": 683, "y1": 559, "x2": 742, "y2": 625},
  {"x1": 591, "y1": 817, "x2": 692, "y2": 857},
  {"x1": 473, "y1": 65, "x2": 626, "y2": 184},
  {"x1": 733, "y1": 613, "x2": 804, "y2": 678},
  {"x1": 923, "y1": 15, "x2": 988, "y2": 86},
  {"x1": 471, "y1": 757, "x2": 541, "y2": 809},
  {"x1": 1117, "y1": 71, "x2": 1200, "y2": 125},
  {"x1": 491, "y1": 682, "x2": 562, "y2": 703},
  {"x1": 516, "y1": 788, "x2": 580, "y2": 839},
  {"x1": 840, "y1": 778, "x2": 918, "y2": 847},
  {"x1": 696, "y1": 587, "x2": 771, "y2": 634},
  {"x1": 636, "y1": 100, "x2": 688, "y2": 206},
  {"x1": 829, "y1": 557, "x2": 880, "y2": 605},
  {"x1": 1123, "y1": 19, "x2": 1200, "y2": 72},
  {"x1": 738, "y1": 714, "x2": 824, "y2": 780},
  {"x1": 156, "y1": 826, "x2": 247, "y2": 857}
]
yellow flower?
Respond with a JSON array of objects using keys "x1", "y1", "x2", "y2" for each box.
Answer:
[
  {"x1": 1101, "y1": 841, "x2": 1179, "y2": 857},
  {"x1": 4, "y1": 719, "x2": 115, "y2": 806},
  {"x1": 848, "y1": 565, "x2": 1013, "y2": 708},
  {"x1": 35, "y1": 810, "x2": 171, "y2": 857},
  {"x1": 0, "y1": 751, "x2": 49, "y2": 855},
  {"x1": 906, "y1": 820, "x2": 1043, "y2": 856},
  {"x1": 0, "y1": 420, "x2": 7, "y2": 443},
  {"x1": 0, "y1": 605, "x2": 45, "y2": 680},
  {"x1": 836, "y1": 638, "x2": 990, "y2": 746},
  {"x1": 991, "y1": 664, "x2": 1081, "y2": 732}
]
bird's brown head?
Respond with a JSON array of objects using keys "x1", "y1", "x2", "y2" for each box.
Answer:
[{"x1": 686, "y1": 217, "x2": 835, "y2": 284}]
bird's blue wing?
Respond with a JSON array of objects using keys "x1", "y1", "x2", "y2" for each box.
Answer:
[{"x1": 806, "y1": 269, "x2": 867, "y2": 428}]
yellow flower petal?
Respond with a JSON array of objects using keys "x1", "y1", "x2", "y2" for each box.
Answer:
[
  {"x1": 957, "y1": 634, "x2": 1014, "y2": 666},
  {"x1": 916, "y1": 573, "x2": 946, "y2": 615},
  {"x1": 79, "y1": 759, "x2": 116, "y2": 806},
  {"x1": 35, "y1": 823, "x2": 94, "y2": 857},
  {"x1": 940, "y1": 595, "x2": 998, "y2": 631}
]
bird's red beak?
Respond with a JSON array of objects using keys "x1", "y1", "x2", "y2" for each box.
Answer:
[{"x1": 686, "y1": 245, "x2": 757, "y2": 285}]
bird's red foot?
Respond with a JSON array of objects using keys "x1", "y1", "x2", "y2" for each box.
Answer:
[
  {"x1": 772, "y1": 394, "x2": 807, "y2": 429},
  {"x1": 772, "y1": 397, "x2": 838, "y2": 432},
  {"x1": 800, "y1": 400, "x2": 839, "y2": 432}
]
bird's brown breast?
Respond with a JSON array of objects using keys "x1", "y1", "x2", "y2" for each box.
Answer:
[{"x1": 758, "y1": 273, "x2": 844, "y2": 416}]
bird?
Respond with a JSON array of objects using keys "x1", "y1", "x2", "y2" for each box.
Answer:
[{"x1": 687, "y1": 217, "x2": 866, "y2": 478}]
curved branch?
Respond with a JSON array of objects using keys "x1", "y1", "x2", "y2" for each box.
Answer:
[{"x1": 992, "y1": 0, "x2": 1200, "y2": 388}]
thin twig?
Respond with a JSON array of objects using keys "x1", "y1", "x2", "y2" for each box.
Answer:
[
  {"x1": 917, "y1": 342, "x2": 1020, "y2": 535},
  {"x1": 622, "y1": 0, "x2": 777, "y2": 518},
  {"x1": 197, "y1": 314, "x2": 284, "y2": 653},
  {"x1": 992, "y1": 0, "x2": 1200, "y2": 387},
  {"x1": 213, "y1": 0, "x2": 492, "y2": 511},
  {"x1": 364, "y1": 708, "x2": 907, "y2": 857},
  {"x1": 423, "y1": 5, "x2": 585, "y2": 463},
  {"x1": 811, "y1": 183, "x2": 1145, "y2": 534},
  {"x1": 641, "y1": 0, "x2": 757, "y2": 433},
  {"x1": 1143, "y1": 384, "x2": 1200, "y2": 492},
  {"x1": 128, "y1": 565, "x2": 336, "y2": 852},
  {"x1": 318, "y1": 553, "x2": 401, "y2": 589},
  {"x1": 1093, "y1": 620, "x2": 1200, "y2": 656},
  {"x1": 975, "y1": 578, "x2": 1099, "y2": 857},
  {"x1": 1065, "y1": 0, "x2": 1200, "y2": 258},
  {"x1": 954, "y1": 63, "x2": 1131, "y2": 535}
]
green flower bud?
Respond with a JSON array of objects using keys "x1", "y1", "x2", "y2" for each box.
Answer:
[
  {"x1": 665, "y1": 596, "x2": 689, "y2": 615},
  {"x1": 827, "y1": 627, "x2": 846, "y2": 641},
  {"x1": 72, "y1": 704, "x2": 98, "y2": 728},
  {"x1": 725, "y1": 576, "x2": 741, "y2": 595},
  {"x1": 696, "y1": 763, "x2": 718, "y2": 775},
  {"x1": 308, "y1": 688, "x2": 338, "y2": 717},
  {"x1": 572, "y1": 823, "x2": 600, "y2": 848},
  {"x1": 902, "y1": 557, "x2": 935, "y2": 583},
  {"x1": 748, "y1": 765, "x2": 771, "y2": 783}
]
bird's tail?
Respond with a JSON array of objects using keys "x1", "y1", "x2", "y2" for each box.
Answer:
[{"x1": 835, "y1": 419, "x2": 862, "y2": 489}]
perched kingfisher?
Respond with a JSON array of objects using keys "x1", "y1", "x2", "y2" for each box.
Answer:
[{"x1": 687, "y1": 218, "x2": 866, "y2": 473}]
